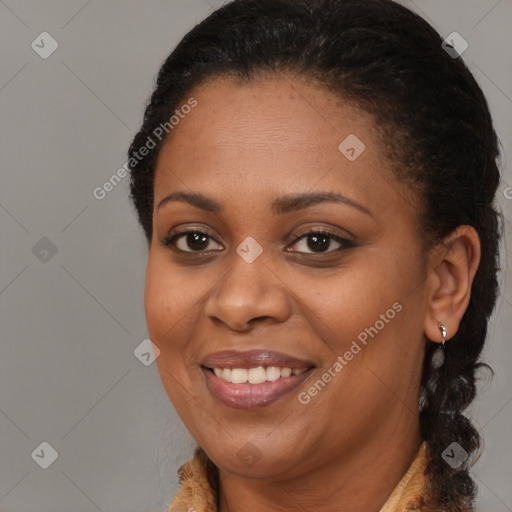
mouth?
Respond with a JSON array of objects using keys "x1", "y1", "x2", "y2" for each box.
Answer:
[{"x1": 200, "y1": 349, "x2": 315, "y2": 410}]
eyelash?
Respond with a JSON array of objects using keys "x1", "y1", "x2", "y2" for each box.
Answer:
[{"x1": 159, "y1": 228, "x2": 355, "y2": 256}]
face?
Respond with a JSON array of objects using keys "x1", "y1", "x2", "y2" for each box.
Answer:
[{"x1": 145, "y1": 74, "x2": 431, "y2": 479}]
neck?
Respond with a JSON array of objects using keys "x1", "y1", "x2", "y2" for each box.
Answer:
[{"x1": 217, "y1": 422, "x2": 423, "y2": 512}]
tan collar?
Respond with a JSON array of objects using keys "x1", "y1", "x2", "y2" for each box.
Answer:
[
  {"x1": 378, "y1": 442, "x2": 429, "y2": 512},
  {"x1": 168, "y1": 442, "x2": 432, "y2": 512}
]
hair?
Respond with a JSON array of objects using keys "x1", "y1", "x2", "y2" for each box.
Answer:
[{"x1": 128, "y1": 0, "x2": 502, "y2": 508}]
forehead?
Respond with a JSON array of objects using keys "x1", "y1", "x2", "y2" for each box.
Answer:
[
  {"x1": 156, "y1": 75, "x2": 388, "y2": 171},
  {"x1": 163, "y1": 74, "x2": 374, "y2": 150},
  {"x1": 152, "y1": 74, "x2": 414, "y2": 224}
]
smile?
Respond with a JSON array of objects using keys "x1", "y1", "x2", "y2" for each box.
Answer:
[
  {"x1": 200, "y1": 349, "x2": 315, "y2": 410},
  {"x1": 212, "y1": 366, "x2": 308, "y2": 384}
]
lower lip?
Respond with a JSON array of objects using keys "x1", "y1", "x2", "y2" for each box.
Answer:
[{"x1": 202, "y1": 367, "x2": 314, "y2": 410}]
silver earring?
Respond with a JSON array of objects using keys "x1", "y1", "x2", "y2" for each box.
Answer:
[{"x1": 438, "y1": 322, "x2": 447, "y2": 349}]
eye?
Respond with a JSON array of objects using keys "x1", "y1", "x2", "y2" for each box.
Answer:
[
  {"x1": 159, "y1": 229, "x2": 222, "y2": 253},
  {"x1": 288, "y1": 230, "x2": 355, "y2": 254},
  {"x1": 159, "y1": 228, "x2": 355, "y2": 255}
]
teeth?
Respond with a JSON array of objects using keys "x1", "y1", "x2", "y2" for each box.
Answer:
[
  {"x1": 231, "y1": 368, "x2": 248, "y2": 384},
  {"x1": 266, "y1": 366, "x2": 281, "y2": 381},
  {"x1": 211, "y1": 366, "x2": 308, "y2": 383},
  {"x1": 248, "y1": 366, "x2": 267, "y2": 384},
  {"x1": 280, "y1": 367, "x2": 292, "y2": 378}
]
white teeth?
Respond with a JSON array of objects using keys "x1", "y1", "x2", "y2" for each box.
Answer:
[
  {"x1": 266, "y1": 366, "x2": 281, "y2": 381},
  {"x1": 248, "y1": 366, "x2": 267, "y2": 384},
  {"x1": 280, "y1": 367, "x2": 292, "y2": 378},
  {"x1": 211, "y1": 366, "x2": 308, "y2": 383},
  {"x1": 231, "y1": 368, "x2": 248, "y2": 384}
]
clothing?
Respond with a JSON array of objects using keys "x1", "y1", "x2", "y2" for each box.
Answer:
[{"x1": 167, "y1": 441, "x2": 472, "y2": 511}]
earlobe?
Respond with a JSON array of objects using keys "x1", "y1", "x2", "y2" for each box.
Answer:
[{"x1": 423, "y1": 225, "x2": 481, "y2": 345}]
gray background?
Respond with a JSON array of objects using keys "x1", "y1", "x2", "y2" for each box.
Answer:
[{"x1": 0, "y1": 1, "x2": 510, "y2": 511}]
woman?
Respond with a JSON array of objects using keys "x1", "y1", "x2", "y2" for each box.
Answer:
[{"x1": 127, "y1": 0, "x2": 502, "y2": 510}]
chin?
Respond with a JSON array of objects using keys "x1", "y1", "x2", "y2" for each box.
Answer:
[{"x1": 200, "y1": 434, "x2": 305, "y2": 479}]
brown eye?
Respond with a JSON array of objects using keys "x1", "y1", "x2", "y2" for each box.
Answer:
[
  {"x1": 289, "y1": 230, "x2": 355, "y2": 254},
  {"x1": 160, "y1": 230, "x2": 222, "y2": 253}
]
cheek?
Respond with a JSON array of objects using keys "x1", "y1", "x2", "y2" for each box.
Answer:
[
  {"x1": 144, "y1": 262, "x2": 176, "y2": 350},
  {"x1": 143, "y1": 262, "x2": 195, "y2": 389},
  {"x1": 290, "y1": 260, "x2": 403, "y2": 347},
  {"x1": 143, "y1": 254, "x2": 210, "y2": 352},
  {"x1": 317, "y1": 267, "x2": 424, "y2": 403},
  {"x1": 144, "y1": 257, "x2": 209, "y2": 422}
]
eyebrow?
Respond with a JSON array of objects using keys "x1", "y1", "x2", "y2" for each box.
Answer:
[{"x1": 156, "y1": 191, "x2": 372, "y2": 217}]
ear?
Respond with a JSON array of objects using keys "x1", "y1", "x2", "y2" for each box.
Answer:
[{"x1": 423, "y1": 225, "x2": 481, "y2": 345}]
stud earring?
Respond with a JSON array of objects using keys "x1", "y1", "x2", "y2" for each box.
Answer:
[{"x1": 438, "y1": 322, "x2": 447, "y2": 349}]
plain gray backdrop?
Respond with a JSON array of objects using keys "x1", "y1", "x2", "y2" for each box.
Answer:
[{"x1": 0, "y1": 1, "x2": 511, "y2": 511}]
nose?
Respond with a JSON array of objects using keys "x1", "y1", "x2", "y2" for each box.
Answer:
[{"x1": 203, "y1": 252, "x2": 292, "y2": 332}]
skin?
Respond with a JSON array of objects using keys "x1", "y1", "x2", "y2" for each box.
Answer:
[{"x1": 144, "y1": 73, "x2": 481, "y2": 512}]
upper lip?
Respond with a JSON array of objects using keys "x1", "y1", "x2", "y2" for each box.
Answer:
[{"x1": 201, "y1": 349, "x2": 315, "y2": 370}]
